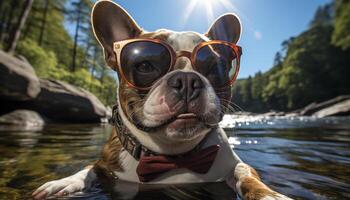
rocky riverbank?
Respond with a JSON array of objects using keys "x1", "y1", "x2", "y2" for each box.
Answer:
[
  {"x1": 232, "y1": 95, "x2": 350, "y2": 118},
  {"x1": 0, "y1": 50, "x2": 110, "y2": 126}
]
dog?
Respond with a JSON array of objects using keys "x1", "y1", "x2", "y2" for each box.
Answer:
[{"x1": 32, "y1": 1, "x2": 292, "y2": 199}]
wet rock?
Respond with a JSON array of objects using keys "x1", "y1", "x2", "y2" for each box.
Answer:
[
  {"x1": 262, "y1": 111, "x2": 286, "y2": 117},
  {"x1": 102, "y1": 106, "x2": 112, "y2": 123},
  {"x1": 231, "y1": 111, "x2": 254, "y2": 116},
  {"x1": 300, "y1": 96, "x2": 350, "y2": 116},
  {"x1": 313, "y1": 99, "x2": 350, "y2": 118},
  {"x1": 0, "y1": 50, "x2": 40, "y2": 101},
  {"x1": 28, "y1": 79, "x2": 108, "y2": 123},
  {"x1": 285, "y1": 112, "x2": 299, "y2": 117},
  {"x1": 0, "y1": 109, "x2": 44, "y2": 126}
]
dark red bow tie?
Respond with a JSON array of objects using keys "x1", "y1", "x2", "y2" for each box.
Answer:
[{"x1": 136, "y1": 145, "x2": 220, "y2": 182}]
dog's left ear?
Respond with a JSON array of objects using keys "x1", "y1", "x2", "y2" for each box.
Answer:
[
  {"x1": 91, "y1": 0, "x2": 142, "y2": 68},
  {"x1": 206, "y1": 14, "x2": 241, "y2": 44}
]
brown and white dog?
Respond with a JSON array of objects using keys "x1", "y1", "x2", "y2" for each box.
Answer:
[{"x1": 33, "y1": 1, "x2": 292, "y2": 199}]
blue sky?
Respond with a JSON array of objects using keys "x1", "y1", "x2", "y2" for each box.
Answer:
[{"x1": 82, "y1": 0, "x2": 331, "y2": 79}]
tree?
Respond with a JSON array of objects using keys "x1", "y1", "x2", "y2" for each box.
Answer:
[
  {"x1": 23, "y1": 0, "x2": 72, "y2": 68},
  {"x1": 68, "y1": 0, "x2": 93, "y2": 72},
  {"x1": 229, "y1": 1, "x2": 350, "y2": 112},
  {"x1": 0, "y1": 1, "x2": 21, "y2": 45},
  {"x1": 7, "y1": 0, "x2": 34, "y2": 54},
  {"x1": 310, "y1": 3, "x2": 334, "y2": 27},
  {"x1": 38, "y1": 0, "x2": 49, "y2": 46},
  {"x1": 332, "y1": 0, "x2": 350, "y2": 50},
  {"x1": 273, "y1": 52, "x2": 283, "y2": 67}
]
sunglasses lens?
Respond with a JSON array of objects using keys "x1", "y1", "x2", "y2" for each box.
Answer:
[
  {"x1": 120, "y1": 41, "x2": 171, "y2": 88},
  {"x1": 195, "y1": 44, "x2": 238, "y2": 87}
]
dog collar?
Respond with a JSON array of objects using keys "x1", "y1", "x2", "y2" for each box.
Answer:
[
  {"x1": 109, "y1": 104, "x2": 204, "y2": 161},
  {"x1": 110, "y1": 104, "x2": 147, "y2": 160}
]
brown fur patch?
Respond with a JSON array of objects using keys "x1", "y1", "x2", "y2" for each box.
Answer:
[
  {"x1": 240, "y1": 176, "x2": 275, "y2": 200},
  {"x1": 119, "y1": 82, "x2": 146, "y2": 120},
  {"x1": 94, "y1": 128, "x2": 123, "y2": 184},
  {"x1": 249, "y1": 166, "x2": 261, "y2": 181}
]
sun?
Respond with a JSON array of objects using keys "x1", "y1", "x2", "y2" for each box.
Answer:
[{"x1": 183, "y1": 0, "x2": 238, "y2": 25}]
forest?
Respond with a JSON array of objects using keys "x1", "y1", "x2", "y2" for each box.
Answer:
[
  {"x1": 231, "y1": 0, "x2": 350, "y2": 113},
  {"x1": 0, "y1": 0, "x2": 349, "y2": 112},
  {"x1": 0, "y1": 0, "x2": 117, "y2": 105}
]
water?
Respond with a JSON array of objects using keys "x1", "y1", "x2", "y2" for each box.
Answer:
[{"x1": 0, "y1": 116, "x2": 350, "y2": 200}]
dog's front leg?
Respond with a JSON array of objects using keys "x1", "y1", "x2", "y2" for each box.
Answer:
[
  {"x1": 32, "y1": 165, "x2": 96, "y2": 199},
  {"x1": 226, "y1": 163, "x2": 293, "y2": 200}
]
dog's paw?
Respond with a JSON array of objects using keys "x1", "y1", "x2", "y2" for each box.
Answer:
[
  {"x1": 32, "y1": 177, "x2": 85, "y2": 199},
  {"x1": 232, "y1": 163, "x2": 293, "y2": 200},
  {"x1": 236, "y1": 177, "x2": 294, "y2": 200},
  {"x1": 32, "y1": 168, "x2": 95, "y2": 200}
]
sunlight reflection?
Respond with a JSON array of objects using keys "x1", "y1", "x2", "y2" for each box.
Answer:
[
  {"x1": 228, "y1": 136, "x2": 241, "y2": 148},
  {"x1": 182, "y1": 0, "x2": 259, "y2": 34},
  {"x1": 183, "y1": 0, "x2": 238, "y2": 25},
  {"x1": 183, "y1": 0, "x2": 199, "y2": 23}
]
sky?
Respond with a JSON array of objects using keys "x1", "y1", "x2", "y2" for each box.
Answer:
[{"x1": 82, "y1": 0, "x2": 331, "y2": 79}]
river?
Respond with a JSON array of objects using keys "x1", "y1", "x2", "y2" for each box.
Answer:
[{"x1": 0, "y1": 115, "x2": 349, "y2": 199}]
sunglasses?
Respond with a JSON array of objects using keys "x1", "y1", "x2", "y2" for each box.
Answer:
[{"x1": 113, "y1": 39, "x2": 242, "y2": 90}]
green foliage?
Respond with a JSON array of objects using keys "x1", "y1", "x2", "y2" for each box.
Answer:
[
  {"x1": 332, "y1": 0, "x2": 350, "y2": 50},
  {"x1": 17, "y1": 38, "x2": 58, "y2": 78},
  {"x1": 232, "y1": 6, "x2": 350, "y2": 113},
  {"x1": 22, "y1": 0, "x2": 74, "y2": 69},
  {"x1": 310, "y1": 3, "x2": 334, "y2": 27}
]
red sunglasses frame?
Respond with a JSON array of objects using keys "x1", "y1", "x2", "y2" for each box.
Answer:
[{"x1": 113, "y1": 38, "x2": 242, "y2": 90}]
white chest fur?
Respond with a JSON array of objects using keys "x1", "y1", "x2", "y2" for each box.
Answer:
[{"x1": 114, "y1": 127, "x2": 242, "y2": 184}]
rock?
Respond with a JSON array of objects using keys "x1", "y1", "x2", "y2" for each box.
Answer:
[
  {"x1": 105, "y1": 106, "x2": 112, "y2": 118},
  {"x1": 231, "y1": 111, "x2": 254, "y2": 116},
  {"x1": 0, "y1": 51, "x2": 109, "y2": 123},
  {"x1": 0, "y1": 50, "x2": 40, "y2": 100},
  {"x1": 299, "y1": 102, "x2": 318, "y2": 115},
  {"x1": 300, "y1": 96, "x2": 350, "y2": 116},
  {"x1": 285, "y1": 112, "x2": 299, "y2": 117},
  {"x1": 263, "y1": 111, "x2": 286, "y2": 117},
  {"x1": 313, "y1": 99, "x2": 350, "y2": 118},
  {"x1": 100, "y1": 106, "x2": 112, "y2": 124},
  {"x1": 28, "y1": 79, "x2": 108, "y2": 123},
  {"x1": 0, "y1": 109, "x2": 44, "y2": 126}
]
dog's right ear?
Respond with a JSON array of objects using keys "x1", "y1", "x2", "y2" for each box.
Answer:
[{"x1": 91, "y1": 0, "x2": 142, "y2": 68}]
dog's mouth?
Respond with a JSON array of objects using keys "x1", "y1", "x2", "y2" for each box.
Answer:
[
  {"x1": 167, "y1": 113, "x2": 199, "y2": 129},
  {"x1": 133, "y1": 112, "x2": 215, "y2": 132},
  {"x1": 176, "y1": 113, "x2": 197, "y2": 119}
]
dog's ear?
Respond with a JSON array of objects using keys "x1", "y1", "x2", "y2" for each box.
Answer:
[
  {"x1": 91, "y1": 0, "x2": 142, "y2": 67},
  {"x1": 206, "y1": 14, "x2": 241, "y2": 44}
]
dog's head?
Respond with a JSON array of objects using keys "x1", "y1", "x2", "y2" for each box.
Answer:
[{"x1": 92, "y1": 1, "x2": 241, "y2": 152}]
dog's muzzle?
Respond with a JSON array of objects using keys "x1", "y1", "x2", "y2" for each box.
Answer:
[{"x1": 167, "y1": 72, "x2": 204, "y2": 103}]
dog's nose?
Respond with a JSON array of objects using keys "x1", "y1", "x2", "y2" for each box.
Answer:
[{"x1": 167, "y1": 72, "x2": 204, "y2": 101}]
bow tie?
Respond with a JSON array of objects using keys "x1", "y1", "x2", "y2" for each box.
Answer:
[{"x1": 136, "y1": 145, "x2": 220, "y2": 182}]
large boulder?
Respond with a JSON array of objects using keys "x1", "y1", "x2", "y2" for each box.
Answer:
[
  {"x1": 28, "y1": 79, "x2": 108, "y2": 123},
  {"x1": 313, "y1": 99, "x2": 350, "y2": 118},
  {"x1": 0, "y1": 109, "x2": 44, "y2": 126},
  {"x1": 0, "y1": 50, "x2": 40, "y2": 100}
]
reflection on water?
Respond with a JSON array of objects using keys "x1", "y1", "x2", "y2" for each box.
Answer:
[{"x1": 0, "y1": 116, "x2": 350, "y2": 199}]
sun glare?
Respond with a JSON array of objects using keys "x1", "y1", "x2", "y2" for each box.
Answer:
[
  {"x1": 183, "y1": 0, "x2": 239, "y2": 26},
  {"x1": 203, "y1": 0, "x2": 215, "y2": 23}
]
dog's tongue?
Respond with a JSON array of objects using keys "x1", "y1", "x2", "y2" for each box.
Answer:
[{"x1": 177, "y1": 113, "x2": 197, "y2": 119}]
